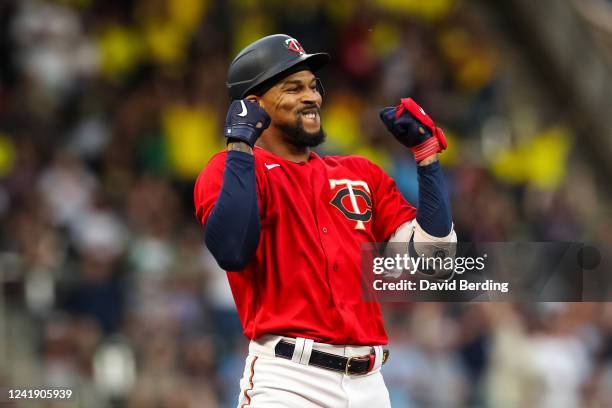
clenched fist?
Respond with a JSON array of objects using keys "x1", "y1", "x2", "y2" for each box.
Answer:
[
  {"x1": 379, "y1": 98, "x2": 447, "y2": 163},
  {"x1": 224, "y1": 99, "x2": 271, "y2": 147}
]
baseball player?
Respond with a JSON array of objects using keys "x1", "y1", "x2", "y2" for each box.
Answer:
[{"x1": 194, "y1": 34, "x2": 456, "y2": 407}]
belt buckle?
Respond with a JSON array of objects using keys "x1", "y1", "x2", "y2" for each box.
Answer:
[{"x1": 344, "y1": 356, "x2": 354, "y2": 375}]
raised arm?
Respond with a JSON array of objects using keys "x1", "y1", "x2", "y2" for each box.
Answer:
[
  {"x1": 204, "y1": 100, "x2": 270, "y2": 270},
  {"x1": 380, "y1": 97, "x2": 453, "y2": 238},
  {"x1": 380, "y1": 98, "x2": 456, "y2": 278}
]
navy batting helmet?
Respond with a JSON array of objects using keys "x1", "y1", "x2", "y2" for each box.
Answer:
[{"x1": 226, "y1": 34, "x2": 330, "y2": 100}]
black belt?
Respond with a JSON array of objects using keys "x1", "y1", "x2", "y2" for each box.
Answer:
[{"x1": 274, "y1": 340, "x2": 389, "y2": 375}]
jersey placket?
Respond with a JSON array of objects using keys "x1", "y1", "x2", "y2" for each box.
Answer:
[{"x1": 309, "y1": 160, "x2": 348, "y2": 322}]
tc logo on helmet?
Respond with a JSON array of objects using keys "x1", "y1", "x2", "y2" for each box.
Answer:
[{"x1": 285, "y1": 38, "x2": 305, "y2": 55}]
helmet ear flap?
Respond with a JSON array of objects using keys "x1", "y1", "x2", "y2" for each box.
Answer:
[{"x1": 315, "y1": 77, "x2": 326, "y2": 96}]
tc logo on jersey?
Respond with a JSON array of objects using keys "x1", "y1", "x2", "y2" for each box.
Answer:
[
  {"x1": 329, "y1": 179, "x2": 372, "y2": 230},
  {"x1": 285, "y1": 38, "x2": 305, "y2": 55}
]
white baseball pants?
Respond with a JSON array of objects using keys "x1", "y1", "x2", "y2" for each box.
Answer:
[{"x1": 236, "y1": 335, "x2": 391, "y2": 408}]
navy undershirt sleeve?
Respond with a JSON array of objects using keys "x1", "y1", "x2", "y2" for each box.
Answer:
[
  {"x1": 204, "y1": 150, "x2": 260, "y2": 270},
  {"x1": 416, "y1": 160, "x2": 452, "y2": 237}
]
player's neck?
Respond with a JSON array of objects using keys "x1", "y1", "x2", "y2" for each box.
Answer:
[{"x1": 257, "y1": 133, "x2": 311, "y2": 163}]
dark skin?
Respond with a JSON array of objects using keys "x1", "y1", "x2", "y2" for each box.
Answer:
[{"x1": 227, "y1": 69, "x2": 438, "y2": 165}]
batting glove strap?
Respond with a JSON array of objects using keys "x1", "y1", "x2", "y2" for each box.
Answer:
[
  {"x1": 224, "y1": 124, "x2": 261, "y2": 146},
  {"x1": 411, "y1": 127, "x2": 447, "y2": 162}
]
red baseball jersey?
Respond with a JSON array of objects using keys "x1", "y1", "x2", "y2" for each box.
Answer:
[{"x1": 194, "y1": 147, "x2": 416, "y2": 345}]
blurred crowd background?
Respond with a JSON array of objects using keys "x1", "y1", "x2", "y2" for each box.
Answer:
[{"x1": 1, "y1": 0, "x2": 612, "y2": 407}]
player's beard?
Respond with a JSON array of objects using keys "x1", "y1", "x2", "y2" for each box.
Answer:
[{"x1": 278, "y1": 115, "x2": 326, "y2": 148}]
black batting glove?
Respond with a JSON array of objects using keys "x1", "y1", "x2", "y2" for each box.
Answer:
[{"x1": 224, "y1": 99, "x2": 271, "y2": 147}]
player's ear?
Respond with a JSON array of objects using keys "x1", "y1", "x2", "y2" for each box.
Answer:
[
  {"x1": 245, "y1": 95, "x2": 259, "y2": 104},
  {"x1": 245, "y1": 95, "x2": 265, "y2": 110}
]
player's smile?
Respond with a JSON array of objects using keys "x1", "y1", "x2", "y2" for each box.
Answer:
[{"x1": 298, "y1": 107, "x2": 321, "y2": 130}]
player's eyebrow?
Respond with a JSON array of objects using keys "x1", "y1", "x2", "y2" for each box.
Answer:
[{"x1": 280, "y1": 78, "x2": 316, "y2": 88}]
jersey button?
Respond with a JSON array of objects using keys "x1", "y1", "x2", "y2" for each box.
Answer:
[
  {"x1": 322, "y1": 227, "x2": 328, "y2": 234},
  {"x1": 332, "y1": 263, "x2": 338, "y2": 271}
]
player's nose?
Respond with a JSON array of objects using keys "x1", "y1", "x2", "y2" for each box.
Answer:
[{"x1": 301, "y1": 87, "x2": 322, "y2": 108}]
